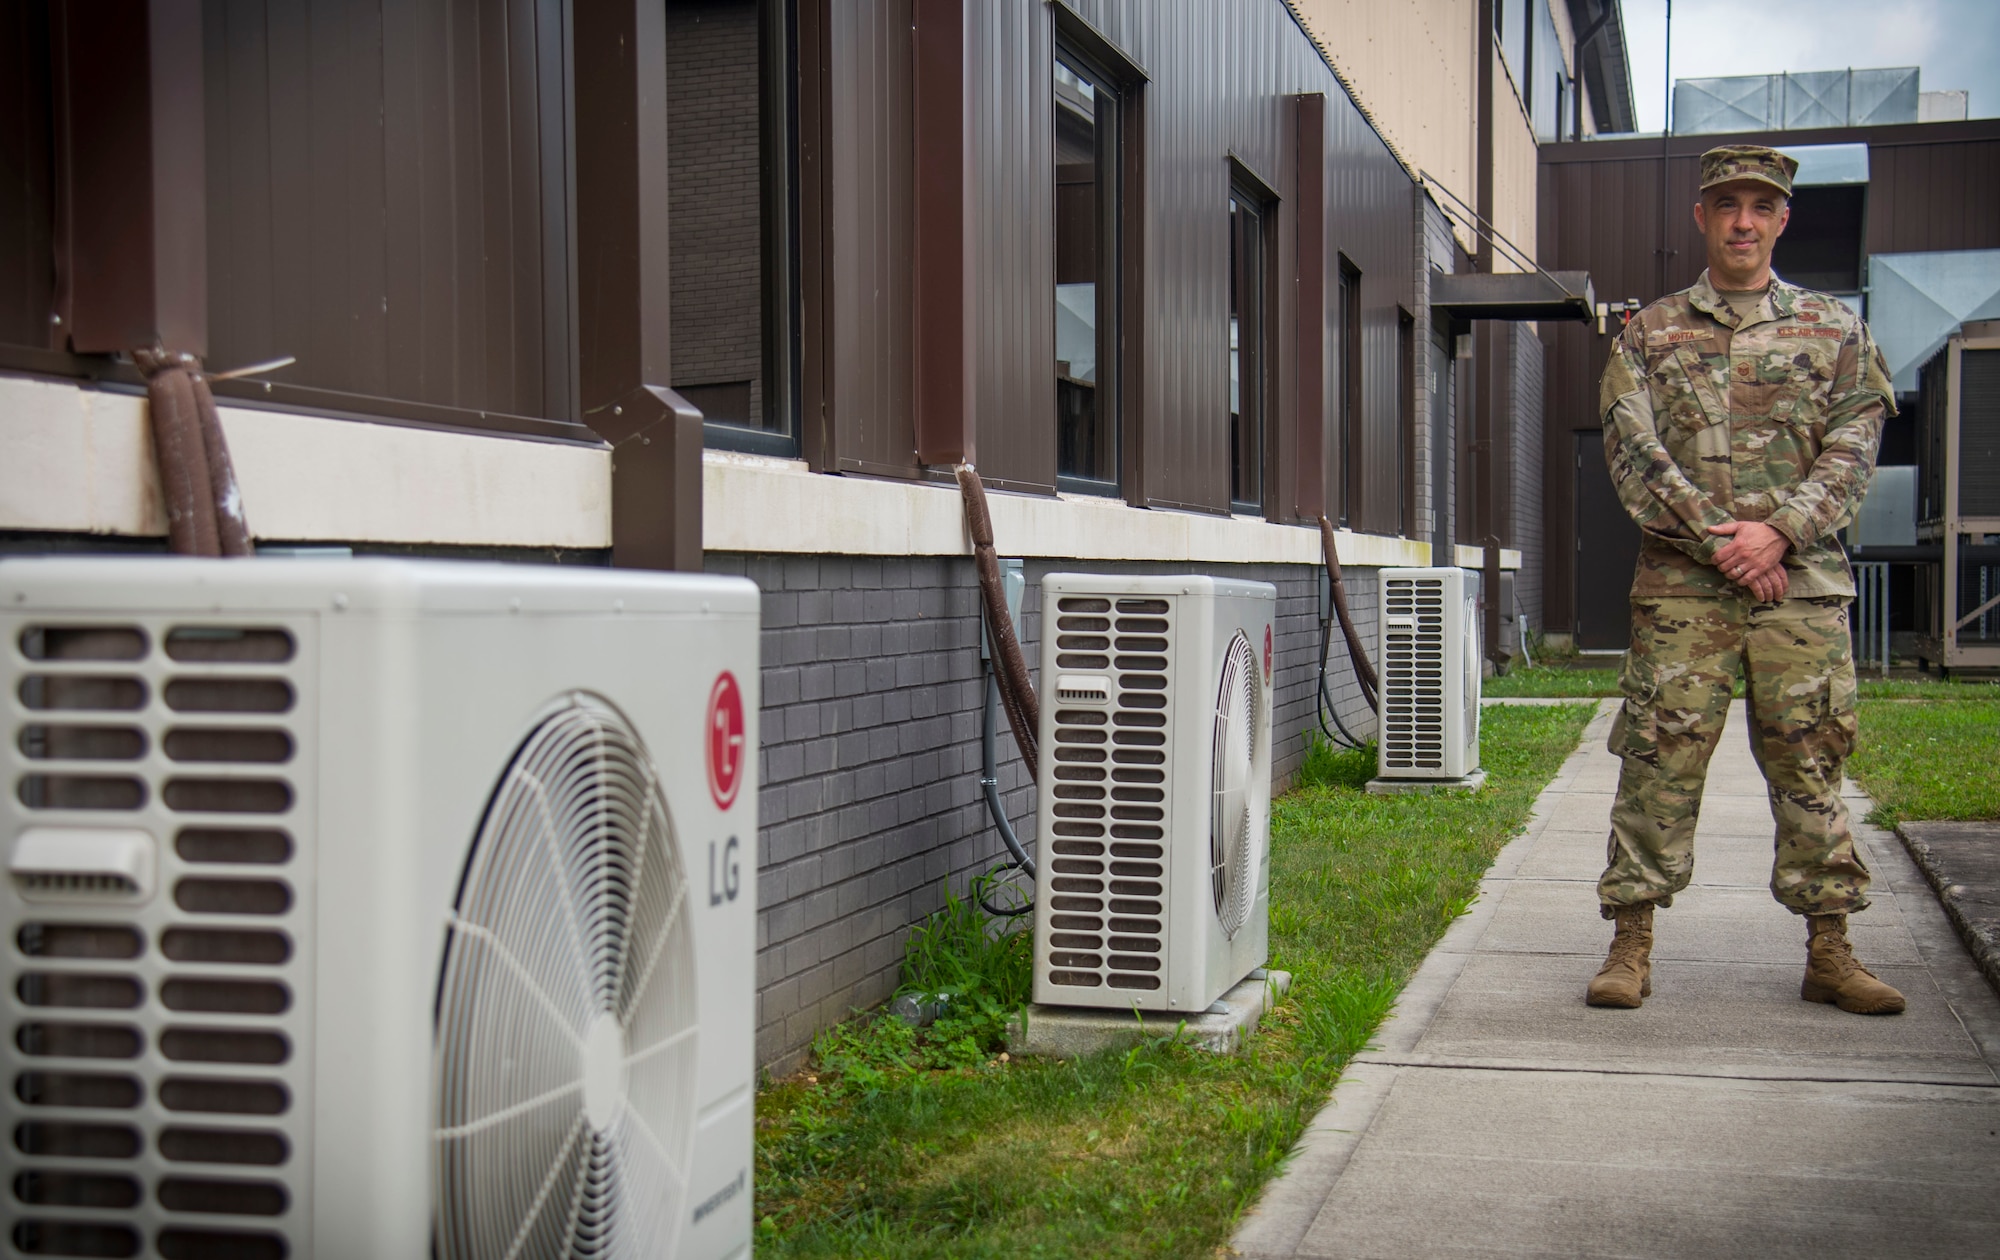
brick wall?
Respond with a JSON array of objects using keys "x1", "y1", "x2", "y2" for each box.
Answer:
[
  {"x1": 666, "y1": 0, "x2": 766, "y2": 426},
  {"x1": 703, "y1": 550, "x2": 1379, "y2": 1070}
]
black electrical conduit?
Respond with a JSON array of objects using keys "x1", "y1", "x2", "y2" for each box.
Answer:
[
  {"x1": 958, "y1": 467, "x2": 1041, "y2": 916},
  {"x1": 1316, "y1": 515, "x2": 1380, "y2": 751}
]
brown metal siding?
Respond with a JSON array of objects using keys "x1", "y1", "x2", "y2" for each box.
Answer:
[
  {"x1": 828, "y1": 0, "x2": 917, "y2": 478},
  {"x1": 1538, "y1": 119, "x2": 2000, "y2": 634},
  {"x1": 202, "y1": 0, "x2": 574, "y2": 424},
  {"x1": 0, "y1": 1, "x2": 53, "y2": 351},
  {"x1": 963, "y1": 0, "x2": 1055, "y2": 492},
  {"x1": 1057, "y1": 0, "x2": 1413, "y2": 518}
]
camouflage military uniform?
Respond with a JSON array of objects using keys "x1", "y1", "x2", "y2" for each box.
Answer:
[{"x1": 1597, "y1": 268, "x2": 1896, "y2": 919}]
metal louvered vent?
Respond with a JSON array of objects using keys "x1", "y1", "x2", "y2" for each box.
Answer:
[
  {"x1": 1209, "y1": 633, "x2": 1260, "y2": 939},
  {"x1": 1381, "y1": 577, "x2": 1447, "y2": 770},
  {"x1": 7, "y1": 620, "x2": 308, "y2": 1260},
  {"x1": 433, "y1": 694, "x2": 697, "y2": 1260},
  {"x1": 1045, "y1": 598, "x2": 1171, "y2": 993}
]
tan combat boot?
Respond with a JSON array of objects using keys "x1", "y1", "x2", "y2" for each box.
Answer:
[
  {"x1": 1802, "y1": 914, "x2": 1905, "y2": 1014},
  {"x1": 1586, "y1": 904, "x2": 1654, "y2": 1008}
]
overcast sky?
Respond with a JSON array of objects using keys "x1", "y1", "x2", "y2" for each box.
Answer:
[{"x1": 1620, "y1": 0, "x2": 2000, "y2": 132}]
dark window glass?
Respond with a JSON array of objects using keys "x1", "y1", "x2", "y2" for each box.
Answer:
[
  {"x1": 1399, "y1": 310, "x2": 1416, "y2": 537},
  {"x1": 1338, "y1": 259, "x2": 1362, "y2": 526},
  {"x1": 669, "y1": 0, "x2": 799, "y2": 455},
  {"x1": 1055, "y1": 53, "x2": 1119, "y2": 495},
  {"x1": 1228, "y1": 193, "x2": 1265, "y2": 514}
]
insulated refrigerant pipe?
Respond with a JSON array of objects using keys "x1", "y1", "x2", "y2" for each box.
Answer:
[
  {"x1": 137, "y1": 348, "x2": 252, "y2": 557},
  {"x1": 1319, "y1": 515, "x2": 1380, "y2": 710},
  {"x1": 956, "y1": 466, "x2": 1040, "y2": 779},
  {"x1": 139, "y1": 358, "x2": 221, "y2": 557}
]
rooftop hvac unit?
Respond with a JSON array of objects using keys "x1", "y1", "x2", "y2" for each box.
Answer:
[
  {"x1": 1376, "y1": 568, "x2": 1481, "y2": 781},
  {"x1": 1032, "y1": 574, "x2": 1274, "y2": 1015},
  {"x1": 1, "y1": 558, "x2": 759, "y2": 1259},
  {"x1": 1913, "y1": 321, "x2": 2000, "y2": 669}
]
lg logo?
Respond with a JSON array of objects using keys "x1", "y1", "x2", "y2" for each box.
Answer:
[
  {"x1": 706, "y1": 671, "x2": 745, "y2": 810},
  {"x1": 705, "y1": 671, "x2": 746, "y2": 907}
]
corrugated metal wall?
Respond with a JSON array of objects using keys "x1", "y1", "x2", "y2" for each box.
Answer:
[
  {"x1": 828, "y1": 0, "x2": 917, "y2": 478},
  {"x1": 1537, "y1": 120, "x2": 2000, "y2": 637},
  {"x1": 203, "y1": 0, "x2": 576, "y2": 424},
  {"x1": 964, "y1": 0, "x2": 1055, "y2": 492},
  {"x1": 0, "y1": 2, "x2": 52, "y2": 352},
  {"x1": 821, "y1": 0, "x2": 1416, "y2": 527}
]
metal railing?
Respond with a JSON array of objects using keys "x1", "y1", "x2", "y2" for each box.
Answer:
[{"x1": 1853, "y1": 561, "x2": 1891, "y2": 676}]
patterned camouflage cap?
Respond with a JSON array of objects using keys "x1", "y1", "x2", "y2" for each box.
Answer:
[{"x1": 1699, "y1": 144, "x2": 1798, "y2": 196}]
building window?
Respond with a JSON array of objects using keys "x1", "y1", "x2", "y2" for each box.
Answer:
[
  {"x1": 1228, "y1": 189, "x2": 1267, "y2": 514},
  {"x1": 1055, "y1": 51, "x2": 1121, "y2": 495},
  {"x1": 668, "y1": 0, "x2": 798, "y2": 456},
  {"x1": 1338, "y1": 257, "x2": 1362, "y2": 527},
  {"x1": 1399, "y1": 309, "x2": 1416, "y2": 537}
]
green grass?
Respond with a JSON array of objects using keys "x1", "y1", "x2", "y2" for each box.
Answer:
[
  {"x1": 752, "y1": 704, "x2": 1597, "y2": 1258},
  {"x1": 1847, "y1": 698, "x2": 2000, "y2": 827},
  {"x1": 1481, "y1": 664, "x2": 1620, "y2": 697},
  {"x1": 1482, "y1": 664, "x2": 1999, "y2": 704}
]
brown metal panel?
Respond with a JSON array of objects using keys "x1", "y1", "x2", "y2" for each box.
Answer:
[
  {"x1": 796, "y1": 0, "x2": 835, "y2": 469},
  {"x1": 194, "y1": 0, "x2": 574, "y2": 430},
  {"x1": 575, "y1": 0, "x2": 669, "y2": 413},
  {"x1": 52, "y1": 0, "x2": 206, "y2": 356},
  {"x1": 0, "y1": 1, "x2": 55, "y2": 350},
  {"x1": 830, "y1": 0, "x2": 917, "y2": 478},
  {"x1": 573, "y1": 0, "x2": 703, "y2": 569},
  {"x1": 1290, "y1": 92, "x2": 1325, "y2": 524},
  {"x1": 911, "y1": 0, "x2": 972, "y2": 466},
  {"x1": 963, "y1": 0, "x2": 1054, "y2": 493}
]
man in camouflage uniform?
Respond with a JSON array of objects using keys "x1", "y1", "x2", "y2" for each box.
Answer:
[{"x1": 1586, "y1": 144, "x2": 1904, "y2": 1015}]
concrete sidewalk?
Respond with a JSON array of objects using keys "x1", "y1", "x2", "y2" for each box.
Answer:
[{"x1": 1235, "y1": 699, "x2": 2000, "y2": 1259}]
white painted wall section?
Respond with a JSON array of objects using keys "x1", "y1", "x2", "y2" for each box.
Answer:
[{"x1": 0, "y1": 374, "x2": 612, "y2": 548}]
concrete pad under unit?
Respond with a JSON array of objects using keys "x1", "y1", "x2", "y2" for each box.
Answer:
[
  {"x1": 1008, "y1": 969, "x2": 1292, "y2": 1058},
  {"x1": 1365, "y1": 769, "x2": 1488, "y2": 795}
]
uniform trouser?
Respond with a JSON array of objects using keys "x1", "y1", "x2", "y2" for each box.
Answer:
[{"x1": 1598, "y1": 594, "x2": 1867, "y2": 919}]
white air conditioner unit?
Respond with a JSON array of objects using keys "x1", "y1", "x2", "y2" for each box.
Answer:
[
  {"x1": 1, "y1": 557, "x2": 759, "y2": 1259},
  {"x1": 1031, "y1": 574, "x2": 1274, "y2": 1015},
  {"x1": 1376, "y1": 567, "x2": 1481, "y2": 780}
]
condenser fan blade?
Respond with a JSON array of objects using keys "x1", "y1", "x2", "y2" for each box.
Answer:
[{"x1": 434, "y1": 695, "x2": 698, "y2": 1259}]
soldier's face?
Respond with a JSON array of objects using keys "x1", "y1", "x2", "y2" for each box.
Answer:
[{"x1": 1694, "y1": 182, "x2": 1790, "y2": 283}]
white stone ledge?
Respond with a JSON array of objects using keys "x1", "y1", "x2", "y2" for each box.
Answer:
[
  {"x1": 704, "y1": 449, "x2": 1454, "y2": 568},
  {"x1": 0, "y1": 373, "x2": 611, "y2": 549},
  {"x1": 0, "y1": 373, "x2": 1518, "y2": 571}
]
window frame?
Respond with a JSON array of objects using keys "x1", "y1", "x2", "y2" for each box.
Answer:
[
  {"x1": 692, "y1": 0, "x2": 805, "y2": 459},
  {"x1": 1052, "y1": 41, "x2": 1127, "y2": 499},
  {"x1": 1226, "y1": 167, "x2": 1277, "y2": 518},
  {"x1": 1337, "y1": 255, "x2": 1363, "y2": 528}
]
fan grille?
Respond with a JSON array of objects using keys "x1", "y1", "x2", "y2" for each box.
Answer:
[
  {"x1": 1210, "y1": 633, "x2": 1260, "y2": 939},
  {"x1": 434, "y1": 694, "x2": 696, "y2": 1259}
]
